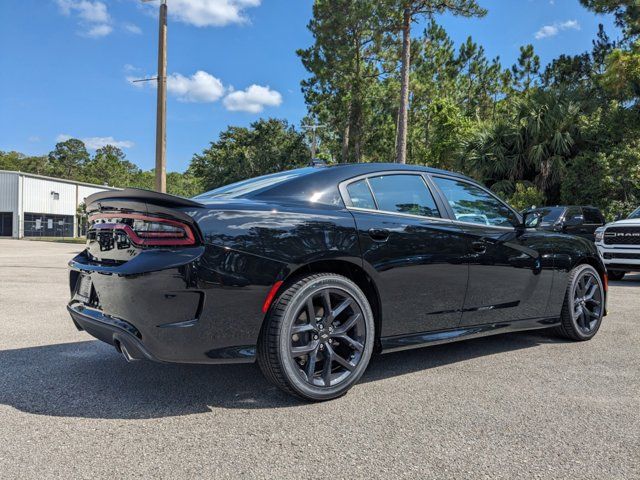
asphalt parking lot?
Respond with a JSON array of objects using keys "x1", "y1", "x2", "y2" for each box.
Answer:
[{"x1": 0, "y1": 239, "x2": 638, "y2": 479}]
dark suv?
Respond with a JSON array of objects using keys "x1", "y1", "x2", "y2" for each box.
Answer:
[{"x1": 524, "y1": 206, "x2": 606, "y2": 242}]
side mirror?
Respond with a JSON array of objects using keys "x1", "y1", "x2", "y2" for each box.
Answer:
[{"x1": 522, "y1": 211, "x2": 542, "y2": 229}]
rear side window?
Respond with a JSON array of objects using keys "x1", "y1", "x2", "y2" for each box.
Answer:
[
  {"x1": 583, "y1": 207, "x2": 604, "y2": 224},
  {"x1": 346, "y1": 180, "x2": 376, "y2": 210},
  {"x1": 367, "y1": 174, "x2": 440, "y2": 218},
  {"x1": 433, "y1": 176, "x2": 518, "y2": 227},
  {"x1": 194, "y1": 168, "x2": 316, "y2": 200}
]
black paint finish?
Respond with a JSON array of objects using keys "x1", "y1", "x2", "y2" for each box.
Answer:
[
  {"x1": 351, "y1": 210, "x2": 469, "y2": 335},
  {"x1": 457, "y1": 224, "x2": 555, "y2": 326},
  {"x1": 68, "y1": 163, "x2": 607, "y2": 364}
]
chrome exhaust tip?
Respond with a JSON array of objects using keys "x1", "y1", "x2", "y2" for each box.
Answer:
[
  {"x1": 120, "y1": 343, "x2": 138, "y2": 362},
  {"x1": 114, "y1": 339, "x2": 139, "y2": 362}
]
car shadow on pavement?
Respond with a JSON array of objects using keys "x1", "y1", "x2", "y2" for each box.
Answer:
[{"x1": 0, "y1": 330, "x2": 564, "y2": 419}]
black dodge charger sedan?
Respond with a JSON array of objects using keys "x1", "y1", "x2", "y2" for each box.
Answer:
[{"x1": 68, "y1": 163, "x2": 607, "y2": 401}]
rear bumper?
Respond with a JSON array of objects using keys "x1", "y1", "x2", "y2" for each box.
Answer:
[
  {"x1": 67, "y1": 246, "x2": 279, "y2": 364},
  {"x1": 68, "y1": 302, "x2": 160, "y2": 362}
]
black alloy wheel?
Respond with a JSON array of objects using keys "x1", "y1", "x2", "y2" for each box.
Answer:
[
  {"x1": 288, "y1": 287, "x2": 366, "y2": 388},
  {"x1": 571, "y1": 270, "x2": 603, "y2": 335},
  {"x1": 258, "y1": 273, "x2": 375, "y2": 401},
  {"x1": 556, "y1": 264, "x2": 604, "y2": 341}
]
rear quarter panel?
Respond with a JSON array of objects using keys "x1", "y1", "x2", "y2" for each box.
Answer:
[{"x1": 181, "y1": 202, "x2": 361, "y2": 358}]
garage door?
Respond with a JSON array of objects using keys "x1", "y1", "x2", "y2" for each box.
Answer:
[{"x1": 0, "y1": 213, "x2": 12, "y2": 236}]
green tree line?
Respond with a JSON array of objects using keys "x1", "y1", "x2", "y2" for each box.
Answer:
[
  {"x1": 298, "y1": 0, "x2": 640, "y2": 218},
  {"x1": 0, "y1": 139, "x2": 203, "y2": 198},
  {"x1": 3, "y1": 0, "x2": 639, "y2": 219},
  {"x1": 1, "y1": 118, "x2": 310, "y2": 199}
]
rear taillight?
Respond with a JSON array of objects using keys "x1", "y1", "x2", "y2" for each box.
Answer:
[{"x1": 89, "y1": 213, "x2": 196, "y2": 246}]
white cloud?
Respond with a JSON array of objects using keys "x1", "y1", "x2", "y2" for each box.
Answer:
[
  {"x1": 56, "y1": 134, "x2": 134, "y2": 150},
  {"x1": 223, "y1": 85, "x2": 282, "y2": 113},
  {"x1": 144, "y1": 0, "x2": 261, "y2": 27},
  {"x1": 83, "y1": 24, "x2": 113, "y2": 38},
  {"x1": 535, "y1": 19, "x2": 580, "y2": 39},
  {"x1": 123, "y1": 23, "x2": 142, "y2": 35},
  {"x1": 535, "y1": 25, "x2": 558, "y2": 39},
  {"x1": 55, "y1": 0, "x2": 112, "y2": 38},
  {"x1": 125, "y1": 69, "x2": 282, "y2": 113},
  {"x1": 167, "y1": 71, "x2": 226, "y2": 102},
  {"x1": 56, "y1": 0, "x2": 109, "y2": 23},
  {"x1": 559, "y1": 20, "x2": 580, "y2": 30}
]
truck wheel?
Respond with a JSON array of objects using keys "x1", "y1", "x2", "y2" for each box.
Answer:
[{"x1": 607, "y1": 270, "x2": 625, "y2": 281}]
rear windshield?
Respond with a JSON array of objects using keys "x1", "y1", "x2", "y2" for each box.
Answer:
[
  {"x1": 531, "y1": 207, "x2": 564, "y2": 224},
  {"x1": 193, "y1": 168, "x2": 316, "y2": 200}
]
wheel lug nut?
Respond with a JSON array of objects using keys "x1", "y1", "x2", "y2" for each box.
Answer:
[{"x1": 313, "y1": 335, "x2": 318, "y2": 340}]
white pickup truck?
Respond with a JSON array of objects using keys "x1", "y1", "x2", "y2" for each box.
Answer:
[{"x1": 595, "y1": 206, "x2": 640, "y2": 280}]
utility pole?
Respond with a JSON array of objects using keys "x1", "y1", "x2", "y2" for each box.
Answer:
[
  {"x1": 138, "y1": 0, "x2": 167, "y2": 192},
  {"x1": 301, "y1": 122, "x2": 325, "y2": 160},
  {"x1": 155, "y1": 0, "x2": 167, "y2": 193}
]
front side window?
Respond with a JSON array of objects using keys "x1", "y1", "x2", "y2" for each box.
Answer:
[
  {"x1": 366, "y1": 174, "x2": 440, "y2": 218},
  {"x1": 433, "y1": 177, "x2": 518, "y2": 227}
]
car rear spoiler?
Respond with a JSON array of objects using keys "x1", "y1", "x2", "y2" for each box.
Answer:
[{"x1": 85, "y1": 188, "x2": 203, "y2": 211}]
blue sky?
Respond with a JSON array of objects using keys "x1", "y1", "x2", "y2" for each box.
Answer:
[{"x1": 0, "y1": 0, "x2": 620, "y2": 173}]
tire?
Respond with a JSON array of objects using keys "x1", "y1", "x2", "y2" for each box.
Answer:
[
  {"x1": 555, "y1": 264, "x2": 605, "y2": 341},
  {"x1": 607, "y1": 270, "x2": 626, "y2": 281},
  {"x1": 257, "y1": 273, "x2": 375, "y2": 401}
]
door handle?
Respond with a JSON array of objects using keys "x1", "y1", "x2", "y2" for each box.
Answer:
[
  {"x1": 368, "y1": 228, "x2": 390, "y2": 242},
  {"x1": 471, "y1": 241, "x2": 487, "y2": 254}
]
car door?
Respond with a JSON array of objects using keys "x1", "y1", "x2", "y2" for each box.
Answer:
[
  {"x1": 341, "y1": 172, "x2": 469, "y2": 337},
  {"x1": 430, "y1": 175, "x2": 555, "y2": 326}
]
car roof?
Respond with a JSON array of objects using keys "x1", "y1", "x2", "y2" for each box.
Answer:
[
  {"x1": 251, "y1": 163, "x2": 478, "y2": 204},
  {"x1": 318, "y1": 162, "x2": 473, "y2": 180},
  {"x1": 277, "y1": 162, "x2": 476, "y2": 192},
  {"x1": 196, "y1": 162, "x2": 479, "y2": 206}
]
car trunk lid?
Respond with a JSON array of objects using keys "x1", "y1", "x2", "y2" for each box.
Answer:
[{"x1": 84, "y1": 188, "x2": 203, "y2": 264}]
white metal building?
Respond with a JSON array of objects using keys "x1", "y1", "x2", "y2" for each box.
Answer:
[{"x1": 0, "y1": 170, "x2": 119, "y2": 238}]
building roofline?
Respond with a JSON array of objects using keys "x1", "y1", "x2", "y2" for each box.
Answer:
[{"x1": 0, "y1": 170, "x2": 121, "y2": 190}]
